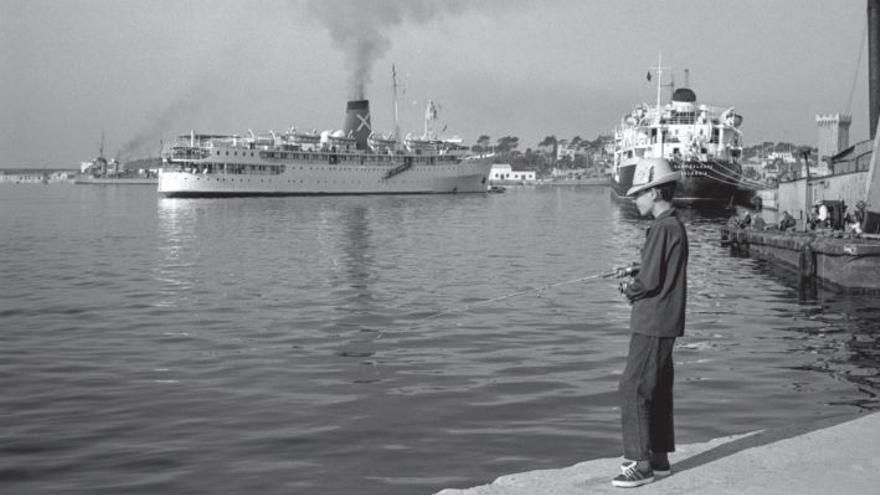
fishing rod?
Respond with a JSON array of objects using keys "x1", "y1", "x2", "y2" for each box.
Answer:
[{"x1": 419, "y1": 263, "x2": 641, "y2": 321}]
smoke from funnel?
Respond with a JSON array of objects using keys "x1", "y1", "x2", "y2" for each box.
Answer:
[
  {"x1": 116, "y1": 76, "x2": 219, "y2": 161},
  {"x1": 307, "y1": 0, "x2": 468, "y2": 99}
]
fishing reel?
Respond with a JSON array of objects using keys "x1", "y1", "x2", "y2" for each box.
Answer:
[
  {"x1": 613, "y1": 263, "x2": 640, "y2": 297},
  {"x1": 613, "y1": 263, "x2": 640, "y2": 279}
]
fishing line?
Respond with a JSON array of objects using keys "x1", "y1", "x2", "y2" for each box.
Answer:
[{"x1": 416, "y1": 265, "x2": 639, "y2": 323}]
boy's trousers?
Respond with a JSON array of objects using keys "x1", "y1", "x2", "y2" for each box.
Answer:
[{"x1": 619, "y1": 333, "x2": 676, "y2": 460}]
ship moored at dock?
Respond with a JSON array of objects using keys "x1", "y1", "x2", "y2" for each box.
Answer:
[{"x1": 610, "y1": 57, "x2": 744, "y2": 207}]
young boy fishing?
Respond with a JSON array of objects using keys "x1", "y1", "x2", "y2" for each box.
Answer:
[{"x1": 612, "y1": 157, "x2": 689, "y2": 488}]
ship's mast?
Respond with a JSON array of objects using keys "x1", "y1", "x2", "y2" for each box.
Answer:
[
  {"x1": 392, "y1": 64, "x2": 401, "y2": 142},
  {"x1": 423, "y1": 100, "x2": 439, "y2": 139},
  {"x1": 424, "y1": 100, "x2": 430, "y2": 138},
  {"x1": 650, "y1": 53, "x2": 669, "y2": 124}
]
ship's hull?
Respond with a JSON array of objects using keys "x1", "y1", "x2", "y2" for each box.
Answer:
[
  {"x1": 75, "y1": 175, "x2": 158, "y2": 185},
  {"x1": 610, "y1": 158, "x2": 741, "y2": 207},
  {"x1": 158, "y1": 160, "x2": 492, "y2": 197}
]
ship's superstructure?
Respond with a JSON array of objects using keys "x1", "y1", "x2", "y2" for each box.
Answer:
[
  {"x1": 78, "y1": 132, "x2": 118, "y2": 177},
  {"x1": 75, "y1": 133, "x2": 158, "y2": 185},
  {"x1": 610, "y1": 58, "x2": 744, "y2": 206},
  {"x1": 158, "y1": 99, "x2": 491, "y2": 197}
]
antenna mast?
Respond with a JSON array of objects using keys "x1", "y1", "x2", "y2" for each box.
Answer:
[
  {"x1": 392, "y1": 64, "x2": 401, "y2": 142},
  {"x1": 655, "y1": 54, "x2": 663, "y2": 112}
]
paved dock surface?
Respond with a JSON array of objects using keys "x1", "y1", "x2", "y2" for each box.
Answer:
[{"x1": 435, "y1": 411, "x2": 879, "y2": 495}]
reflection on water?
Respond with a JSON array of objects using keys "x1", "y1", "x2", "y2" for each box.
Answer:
[
  {"x1": 333, "y1": 205, "x2": 376, "y2": 310},
  {"x1": 745, "y1": 257, "x2": 880, "y2": 408},
  {"x1": 155, "y1": 198, "x2": 198, "y2": 307},
  {"x1": 327, "y1": 204, "x2": 385, "y2": 366},
  {"x1": 0, "y1": 185, "x2": 878, "y2": 495}
]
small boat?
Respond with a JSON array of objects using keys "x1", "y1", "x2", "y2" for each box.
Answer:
[{"x1": 367, "y1": 133, "x2": 398, "y2": 153}]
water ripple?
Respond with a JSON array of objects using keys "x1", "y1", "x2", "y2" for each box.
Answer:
[{"x1": 0, "y1": 185, "x2": 878, "y2": 494}]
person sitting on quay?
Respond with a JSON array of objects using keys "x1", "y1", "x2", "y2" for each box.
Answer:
[
  {"x1": 814, "y1": 201, "x2": 832, "y2": 230},
  {"x1": 809, "y1": 206, "x2": 817, "y2": 228},
  {"x1": 844, "y1": 200, "x2": 866, "y2": 238},
  {"x1": 726, "y1": 215, "x2": 741, "y2": 232},
  {"x1": 854, "y1": 200, "x2": 867, "y2": 232},
  {"x1": 779, "y1": 211, "x2": 797, "y2": 231},
  {"x1": 751, "y1": 211, "x2": 766, "y2": 231},
  {"x1": 743, "y1": 196, "x2": 766, "y2": 230}
]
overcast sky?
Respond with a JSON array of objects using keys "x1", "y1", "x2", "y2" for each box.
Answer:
[{"x1": 0, "y1": 0, "x2": 871, "y2": 167}]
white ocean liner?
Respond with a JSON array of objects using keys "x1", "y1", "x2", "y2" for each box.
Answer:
[{"x1": 158, "y1": 99, "x2": 492, "y2": 197}]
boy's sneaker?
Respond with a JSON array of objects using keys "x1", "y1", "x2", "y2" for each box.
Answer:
[
  {"x1": 650, "y1": 462, "x2": 671, "y2": 477},
  {"x1": 611, "y1": 460, "x2": 654, "y2": 488}
]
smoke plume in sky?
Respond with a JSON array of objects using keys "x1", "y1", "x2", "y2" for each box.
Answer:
[
  {"x1": 307, "y1": 0, "x2": 470, "y2": 100},
  {"x1": 1, "y1": 1, "x2": 870, "y2": 168},
  {"x1": 116, "y1": 81, "x2": 219, "y2": 160}
]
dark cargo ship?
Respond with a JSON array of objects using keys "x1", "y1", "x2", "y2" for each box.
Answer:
[{"x1": 610, "y1": 57, "x2": 743, "y2": 206}]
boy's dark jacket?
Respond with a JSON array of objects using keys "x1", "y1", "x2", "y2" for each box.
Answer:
[{"x1": 623, "y1": 208, "x2": 689, "y2": 337}]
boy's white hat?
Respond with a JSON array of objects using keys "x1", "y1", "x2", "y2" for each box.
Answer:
[{"x1": 626, "y1": 158, "x2": 681, "y2": 196}]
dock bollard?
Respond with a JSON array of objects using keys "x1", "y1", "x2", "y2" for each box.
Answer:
[{"x1": 799, "y1": 242, "x2": 816, "y2": 280}]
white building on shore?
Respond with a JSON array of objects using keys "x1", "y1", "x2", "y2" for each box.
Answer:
[
  {"x1": 0, "y1": 169, "x2": 76, "y2": 183},
  {"x1": 488, "y1": 164, "x2": 536, "y2": 184}
]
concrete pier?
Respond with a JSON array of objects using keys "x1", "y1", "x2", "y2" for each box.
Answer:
[
  {"x1": 435, "y1": 411, "x2": 880, "y2": 495},
  {"x1": 722, "y1": 227, "x2": 880, "y2": 291}
]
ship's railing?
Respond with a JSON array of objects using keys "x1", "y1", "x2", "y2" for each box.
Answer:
[
  {"x1": 161, "y1": 147, "x2": 470, "y2": 173},
  {"x1": 167, "y1": 130, "x2": 478, "y2": 163},
  {"x1": 166, "y1": 146, "x2": 211, "y2": 160},
  {"x1": 251, "y1": 148, "x2": 463, "y2": 164},
  {"x1": 162, "y1": 162, "x2": 285, "y2": 175},
  {"x1": 620, "y1": 105, "x2": 739, "y2": 128},
  {"x1": 615, "y1": 125, "x2": 740, "y2": 152}
]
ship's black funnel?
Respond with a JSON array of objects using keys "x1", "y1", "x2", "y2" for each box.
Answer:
[{"x1": 343, "y1": 100, "x2": 371, "y2": 150}]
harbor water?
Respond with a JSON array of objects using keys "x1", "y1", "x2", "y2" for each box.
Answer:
[{"x1": 1, "y1": 184, "x2": 878, "y2": 495}]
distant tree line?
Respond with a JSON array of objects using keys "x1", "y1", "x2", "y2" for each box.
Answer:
[
  {"x1": 470, "y1": 134, "x2": 613, "y2": 178},
  {"x1": 742, "y1": 141, "x2": 816, "y2": 161}
]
